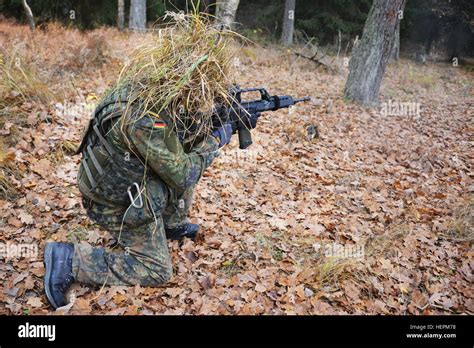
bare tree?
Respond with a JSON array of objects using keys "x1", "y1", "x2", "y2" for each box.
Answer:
[
  {"x1": 390, "y1": 0, "x2": 407, "y2": 61},
  {"x1": 343, "y1": 0, "x2": 406, "y2": 105},
  {"x1": 21, "y1": 0, "x2": 35, "y2": 32},
  {"x1": 118, "y1": 0, "x2": 125, "y2": 32},
  {"x1": 129, "y1": 0, "x2": 147, "y2": 32},
  {"x1": 280, "y1": 0, "x2": 296, "y2": 46},
  {"x1": 215, "y1": 0, "x2": 240, "y2": 29}
]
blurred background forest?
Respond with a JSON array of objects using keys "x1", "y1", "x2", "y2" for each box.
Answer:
[{"x1": 1, "y1": 0, "x2": 473, "y2": 61}]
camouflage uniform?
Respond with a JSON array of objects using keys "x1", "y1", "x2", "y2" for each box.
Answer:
[{"x1": 74, "y1": 85, "x2": 219, "y2": 286}]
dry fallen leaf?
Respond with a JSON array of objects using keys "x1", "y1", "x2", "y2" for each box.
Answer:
[
  {"x1": 12, "y1": 272, "x2": 28, "y2": 285},
  {"x1": 18, "y1": 211, "x2": 34, "y2": 225},
  {"x1": 165, "y1": 288, "x2": 184, "y2": 298},
  {"x1": 269, "y1": 217, "x2": 288, "y2": 231},
  {"x1": 31, "y1": 158, "x2": 52, "y2": 178},
  {"x1": 27, "y1": 297, "x2": 44, "y2": 308},
  {"x1": 87, "y1": 230, "x2": 101, "y2": 244},
  {"x1": 8, "y1": 217, "x2": 23, "y2": 228}
]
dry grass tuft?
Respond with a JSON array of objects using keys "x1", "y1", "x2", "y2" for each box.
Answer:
[
  {"x1": 444, "y1": 198, "x2": 474, "y2": 242},
  {"x1": 314, "y1": 257, "x2": 365, "y2": 292},
  {"x1": 118, "y1": 11, "x2": 241, "y2": 146},
  {"x1": 0, "y1": 49, "x2": 53, "y2": 107},
  {"x1": 365, "y1": 223, "x2": 412, "y2": 258},
  {"x1": 0, "y1": 21, "x2": 119, "y2": 106}
]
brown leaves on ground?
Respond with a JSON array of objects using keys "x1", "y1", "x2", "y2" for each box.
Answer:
[{"x1": 0, "y1": 23, "x2": 472, "y2": 315}]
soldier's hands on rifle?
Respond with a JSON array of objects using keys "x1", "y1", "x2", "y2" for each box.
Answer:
[{"x1": 212, "y1": 123, "x2": 233, "y2": 148}]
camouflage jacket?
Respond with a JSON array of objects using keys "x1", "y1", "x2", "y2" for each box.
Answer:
[{"x1": 77, "y1": 85, "x2": 220, "y2": 207}]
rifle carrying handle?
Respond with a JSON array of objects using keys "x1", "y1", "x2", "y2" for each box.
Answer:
[{"x1": 238, "y1": 128, "x2": 252, "y2": 149}]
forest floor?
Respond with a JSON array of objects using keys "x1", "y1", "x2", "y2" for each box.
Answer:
[{"x1": 0, "y1": 22, "x2": 472, "y2": 315}]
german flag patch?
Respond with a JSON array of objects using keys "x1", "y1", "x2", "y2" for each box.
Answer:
[{"x1": 153, "y1": 121, "x2": 166, "y2": 129}]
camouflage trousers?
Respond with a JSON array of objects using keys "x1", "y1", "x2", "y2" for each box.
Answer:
[{"x1": 72, "y1": 178, "x2": 194, "y2": 286}]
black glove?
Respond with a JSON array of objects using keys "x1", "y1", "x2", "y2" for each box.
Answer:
[{"x1": 212, "y1": 123, "x2": 233, "y2": 148}]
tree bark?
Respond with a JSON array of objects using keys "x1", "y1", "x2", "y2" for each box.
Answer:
[
  {"x1": 117, "y1": 0, "x2": 125, "y2": 32},
  {"x1": 129, "y1": 0, "x2": 147, "y2": 32},
  {"x1": 389, "y1": 0, "x2": 407, "y2": 61},
  {"x1": 21, "y1": 0, "x2": 35, "y2": 32},
  {"x1": 390, "y1": 24, "x2": 401, "y2": 61},
  {"x1": 343, "y1": 0, "x2": 406, "y2": 106},
  {"x1": 280, "y1": 0, "x2": 296, "y2": 46},
  {"x1": 215, "y1": 0, "x2": 240, "y2": 29}
]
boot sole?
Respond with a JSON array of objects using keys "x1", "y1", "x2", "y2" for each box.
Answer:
[{"x1": 43, "y1": 243, "x2": 60, "y2": 309}]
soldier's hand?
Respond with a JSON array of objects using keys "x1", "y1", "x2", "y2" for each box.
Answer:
[{"x1": 212, "y1": 123, "x2": 233, "y2": 148}]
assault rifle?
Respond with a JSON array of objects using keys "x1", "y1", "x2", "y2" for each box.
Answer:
[{"x1": 213, "y1": 85, "x2": 311, "y2": 149}]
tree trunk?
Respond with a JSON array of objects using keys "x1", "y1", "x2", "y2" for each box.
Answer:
[
  {"x1": 390, "y1": 24, "x2": 401, "y2": 61},
  {"x1": 215, "y1": 0, "x2": 240, "y2": 29},
  {"x1": 117, "y1": 0, "x2": 125, "y2": 32},
  {"x1": 129, "y1": 0, "x2": 147, "y2": 32},
  {"x1": 21, "y1": 0, "x2": 35, "y2": 32},
  {"x1": 343, "y1": 0, "x2": 406, "y2": 106},
  {"x1": 389, "y1": 0, "x2": 407, "y2": 61},
  {"x1": 280, "y1": 0, "x2": 296, "y2": 46}
]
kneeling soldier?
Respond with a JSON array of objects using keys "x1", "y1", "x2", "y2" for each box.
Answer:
[{"x1": 44, "y1": 83, "x2": 233, "y2": 308}]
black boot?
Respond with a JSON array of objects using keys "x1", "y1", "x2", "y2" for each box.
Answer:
[
  {"x1": 43, "y1": 242, "x2": 75, "y2": 309},
  {"x1": 165, "y1": 223, "x2": 199, "y2": 241}
]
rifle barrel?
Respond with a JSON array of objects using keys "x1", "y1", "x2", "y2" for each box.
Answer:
[{"x1": 294, "y1": 96, "x2": 311, "y2": 103}]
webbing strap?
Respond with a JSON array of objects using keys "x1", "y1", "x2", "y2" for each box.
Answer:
[
  {"x1": 93, "y1": 124, "x2": 117, "y2": 158},
  {"x1": 93, "y1": 98, "x2": 128, "y2": 118},
  {"x1": 86, "y1": 145, "x2": 104, "y2": 176},
  {"x1": 100, "y1": 110, "x2": 123, "y2": 126},
  {"x1": 82, "y1": 160, "x2": 97, "y2": 188}
]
